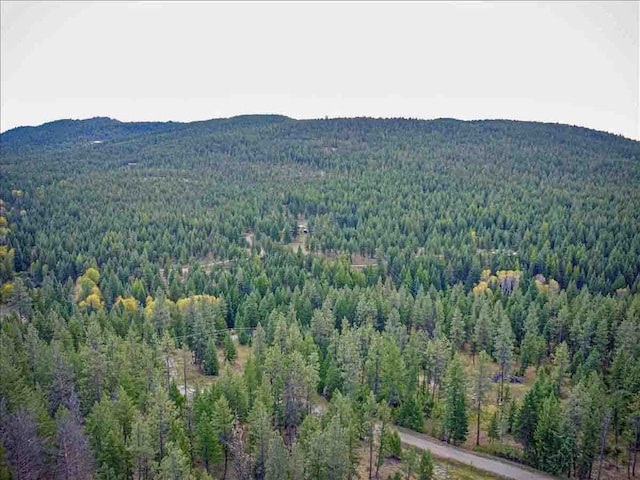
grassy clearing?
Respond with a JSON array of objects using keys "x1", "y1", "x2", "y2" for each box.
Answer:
[
  {"x1": 436, "y1": 458, "x2": 506, "y2": 480},
  {"x1": 230, "y1": 339, "x2": 251, "y2": 372},
  {"x1": 171, "y1": 336, "x2": 250, "y2": 395},
  {"x1": 458, "y1": 352, "x2": 535, "y2": 449},
  {"x1": 284, "y1": 238, "x2": 309, "y2": 255},
  {"x1": 172, "y1": 348, "x2": 216, "y2": 394}
]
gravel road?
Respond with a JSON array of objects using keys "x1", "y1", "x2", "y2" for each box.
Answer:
[{"x1": 396, "y1": 426, "x2": 558, "y2": 480}]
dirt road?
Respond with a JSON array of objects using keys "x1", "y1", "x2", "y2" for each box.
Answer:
[{"x1": 396, "y1": 427, "x2": 558, "y2": 480}]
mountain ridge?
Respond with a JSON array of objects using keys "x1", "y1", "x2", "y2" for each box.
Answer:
[{"x1": 2, "y1": 114, "x2": 637, "y2": 149}]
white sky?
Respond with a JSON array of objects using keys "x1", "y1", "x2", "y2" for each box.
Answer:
[{"x1": 1, "y1": 1, "x2": 639, "y2": 139}]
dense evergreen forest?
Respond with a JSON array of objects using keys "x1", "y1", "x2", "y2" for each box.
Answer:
[{"x1": 0, "y1": 115, "x2": 639, "y2": 480}]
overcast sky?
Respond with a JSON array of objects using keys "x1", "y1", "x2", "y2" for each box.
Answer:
[{"x1": 1, "y1": 1, "x2": 638, "y2": 139}]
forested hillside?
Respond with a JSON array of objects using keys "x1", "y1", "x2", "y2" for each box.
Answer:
[{"x1": 0, "y1": 116, "x2": 639, "y2": 480}]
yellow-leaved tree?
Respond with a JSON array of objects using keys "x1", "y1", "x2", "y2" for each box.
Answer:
[{"x1": 76, "y1": 267, "x2": 104, "y2": 311}]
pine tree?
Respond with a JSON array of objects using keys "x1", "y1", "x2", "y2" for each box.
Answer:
[
  {"x1": 86, "y1": 397, "x2": 129, "y2": 479},
  {"x1": 289, "y1": 441, "x2": 305, "y2": 480},
  {"x1": 443, "y1": 355, "x2": 468, "y2": 445},
  {"x1": 418, "y1": 450, "x2": 434, "y2": 480},
  {"x1": 472, "y1": 350, "x2": 492, "y2": 446},
  {"x1": 212, "y1": 395, "x2": 234, "y2": 480},
  {"x1": 363, "y1": 391, "x2": 378, "y2": 480},
  {"x1": 573, "y1": 373, "x2": 606, "y2": 480},
  {"x1": 222, "y1": 333, "x2": 237, "y2": 364},
  {"x1": 397, "y1": 393, "x2": 423, "y2": 432},
  {"x1": 203, "y1": 339, "x2": 219, "y2": 376},
  {"x1": 519, "y1": 304, "x2": 544, "y2": 374},
  {"x1": 265, "y1": 433, "x2": 288, "y2": 480},
  {"x1": 9, "y1": 277, "x2": 32, "y2": 320},
  {"x1": 159, "y1": 441, "x2": 194, "y2": 480},
  {"x1": 376, "y1": 402, "x2": 393, "y2": 479},
  {"x1": 533, "y1": 395, "x2": 573, "y2": 475},
  {"x1": 494, "y1": 314, "x2": 514, "y2": 405},
  {"x1": 160, "y1": 332, "x2": 175, "y2": 393},
  {"x1": 324, "y1": 415, "x2": 353, "y2": 480},
  {"x1": 127, "y1": 413, "x2": 156, "y2": 480},
  {"x1": 515, "y1": 377, "x2": 547, "y2": 459},
  {"x1": 153, "y1": 289, "x2": 170, "y2": 336},
  {"x1": 195, "y1": 410, "x2": 221, "y2": 475},
  {"x1": 147, "y1": 385, "x2": 178, "y2": 462},
  {"x1": 379, "y1": 337, "x2": 406, "y2": 407},
  {"x1": 488, "y1": 411, "x2": 500, "y2": 443},
  {"x1": 248, "y1": 400, "x2": 272, "y2": 480},
  {"x1": 450, "y1": 306, "x2": 465, "y2": 351},
  {"x1": 552, "y1": 342, "x2": 569, "y2": 397},
  {"x1": 472, "y1": 301, "x2": 491, "y2": 358},
  {"x1": 402, "y1": 447, "x2": 419, "y2": 480}
]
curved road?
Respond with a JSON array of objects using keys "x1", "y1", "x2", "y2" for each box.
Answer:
[{"x1": 396, "y1": 427, "x2": 558, "y2": 480}]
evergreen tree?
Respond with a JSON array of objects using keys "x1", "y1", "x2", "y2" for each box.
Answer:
[
  {"x1": 152, "y1": 289, "x2": 170, "y2": 336},
  {"x1": 324, "y1": 415, "x2": 355, "y2": 480},
  {"x1": 573, "y1": 373, "x2": 606, "y2": 480},
  {"x1": 222, "y1": 333, "x2": 237, "y2": 364},
  {"x1": 159, "y1": 441, "x2": 194, "y2": 480},
  {"x1": 519, "y1": 304, "x2": 545, "y2": 373},
  {"x1": 248, "y1": 400, "x2": 272, "y2": 480},
  {"x1": 127, "y1": 413, "x2": 156, "y2": 480},
  {"x1": 402, "y1": 447, "x2": 419, "y2": 480},
  {"x1": 443, "y1": 355, "x2": 468, "y2": 445},
  {"x1": 515, "y1": 377, "x2": 548, "y2": 458},
  {"x1": 86, "y1": 397, "x2": 129, "y2": 479},
  {"x1": 203, "y1": 339, "x2": 220, "y2": 376},
  {"x1": 212, "y1": 395, "x2": 234, "y2": 480},
  {"x1": 379, "y1": 337, "x2": 406, "y2": 407},
  {"x1": 195, "y1": 410, "x2": 222, "y2": 475},
  {"x1": 450, "y1": 306, "x2": 465, "y2": 351},
  {"x1": 471, "y1": 350, "x2": 492, "y2": 446},
  {"x1": 488, "y1": 411, "x2": 500, "y2": 443},
  {"x1": 362, "y1": 391, "x2": 378, "y2": 480},
  {"x1": 376, "y1": 402, "x2": 393, "y2": 479},
  {"x1": 418, "y1": 450, "x2": 434, "y2": 480},
  {"x1": 494, "y1": 313, "x2": 514, "y2": 404},
  {"x1": 472, "y1": 301, "x2": 491, "y2": 357},
  {"x1": 551, "y1": 342, "x2": 569, "y2": 397},
  {"x1": 265, "y1": 434, "x2": 288, "y2": 480},
  {"x1": 8, "y1": 277, "x2": 32, "y2": 320},
  {"x1": 533, "y1": 395, "x2": 573, "y2": 476}
]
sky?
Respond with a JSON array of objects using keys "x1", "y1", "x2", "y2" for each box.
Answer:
[{"x1": 1, "y1": 1, "x2": 639, "y2": 139}]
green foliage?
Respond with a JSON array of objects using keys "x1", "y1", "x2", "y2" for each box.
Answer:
[
  {"x1": 418, "y1": 450, "x2": 435, "y2": 480},
  {"x1": 0, "y1": 117, "x2": 638, "y2": 479},
  {"x1": 159, "y1": 441, "x2": 194, "y2": 480},
  {"x1": 402, "y1": 447, "x2": 419, "y2": 480},
  {"x1": 488, "y1": 411, "x2": 500, "y2": 443},
  {"x1": 443, "y1": 355, "x2": 468, "y2": 445},
  {"x1": 203, "y1": 339, "x2": 219, "y2": 376},
  {"x1": 265, "y1": 433, "x2": 288, "y2": 480},
  {"x1": 532, "y1": 395, "x2": 573, "y2": 475},
  {"x1": 222, "y1": 333, "x2": 237, "y2": 363},
  {"x1": 515, "y1": 374, "x2": 554, "y2": 458},
  {"x1": 397, "y1": 394, "x2": 424, "y2": 432},
  {"x1": 472, "y1": 350, "x2": 492, "y2": 446},
  {"x1": 382, "y1": 429, "x2": 402, "y2": 460}
]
